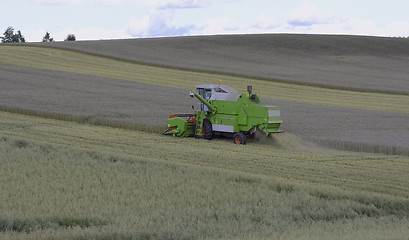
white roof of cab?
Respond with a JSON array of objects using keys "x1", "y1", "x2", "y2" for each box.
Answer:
[
  {"x1": 195, "y1": 84, "x2": 241, "y2": 101},
  {"x1": 195, "y1": 84, "x2": 238, "y2": 93}
]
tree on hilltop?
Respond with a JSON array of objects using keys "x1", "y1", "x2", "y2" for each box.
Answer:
[
  {"x1": 64, "y1": 34, "x2": 76, "y2": 41},
  {"x1": 14, "y1": 30, "x2": 26, "y2": 43},
  {"x1": 1, "y1": 27, "x2": 15, "y2": 43},
  {"x1": 42, "y1": 32, "x2": 54, "y2": 42},
  {"x1": 1, "y1": 27, "x2": 26, "y2": 43}
]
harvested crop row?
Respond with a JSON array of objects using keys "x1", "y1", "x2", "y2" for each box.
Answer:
[
  {"x1": 29, "y1": 34, "x2": 409, "y2": 94},
  {"x1": 1, "y1": 63, "x2": 409, "y2": 154},
  {"x1": 1, "y1": 46, "x2": 409, "y2": 114}
]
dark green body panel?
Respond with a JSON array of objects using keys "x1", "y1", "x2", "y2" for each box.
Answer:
[{"x1": 208, "y1": 93, "x2": 282, "y2": 134}]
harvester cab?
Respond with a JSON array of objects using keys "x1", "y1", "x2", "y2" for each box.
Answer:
[
  {"x1": 163, "y1": 84, "x2": 283, "y2": 144},
  {"x1": 193, "y1": 84, "x2": 240, "y2": 111},
  {"x1": 195, "y1": 87, "x2": 212, "y2": 111}
]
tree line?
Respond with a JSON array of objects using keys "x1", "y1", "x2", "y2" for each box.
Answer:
[{"x1": 1, "y1": 27, "x2": 76, "y2": 43}]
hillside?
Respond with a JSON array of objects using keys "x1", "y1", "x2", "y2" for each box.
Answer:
[
  {"x1": 32, "y1": 34, "x2": 409, "y2": 94},
  {"x1": 1, "y1": 42, "x2": 409, "y2": 155},
  {"x1": 1, "y1": 34, "x2": 409, "y2": 239}
]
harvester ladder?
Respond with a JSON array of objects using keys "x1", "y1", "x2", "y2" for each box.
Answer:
[{"x1": 195, "y1": 111, "x2": 206, "y2": 137}]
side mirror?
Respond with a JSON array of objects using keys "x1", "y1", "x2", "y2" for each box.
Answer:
[
  {"x1": 247, "y1": 85, "x2": 253, "y2": 94},
  {"x1": 191, "y1": 105, "x2": 195, "y2": 110},
  {"x1": 189, "y1": 91, "x2": 194, "y2": 98}
]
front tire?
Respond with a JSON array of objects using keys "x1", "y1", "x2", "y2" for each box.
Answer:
[
  {"x1": 203, "y1": 120, "x2": 213, "y2": 140},
  {"x1": 233, "y1": 132, "x2": 246, "y2": 145}
]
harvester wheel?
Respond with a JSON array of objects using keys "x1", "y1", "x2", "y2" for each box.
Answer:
[
  {"x1": 203, "y1": 120, "x2": 213, "y2": 140},
  {"x1": 233, "y1": 132, "x2": 246, "y2": 145}
]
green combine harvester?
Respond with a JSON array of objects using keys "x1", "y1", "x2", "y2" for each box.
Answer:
[{"x1": 162, "y1": 84, "x2": 283, "y2": 144}]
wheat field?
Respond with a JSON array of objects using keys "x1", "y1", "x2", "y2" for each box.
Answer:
[{"x1": 1, "y1": 111, "x2": 409, "y2": 239}]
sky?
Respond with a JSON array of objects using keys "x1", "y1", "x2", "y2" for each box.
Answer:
[{"x1": 1, "y1": 0, "x2": 409, "y2": 42}]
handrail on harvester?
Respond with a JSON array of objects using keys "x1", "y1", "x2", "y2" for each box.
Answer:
[{"x1": 189, "y1": 90, "x2": 217, "y2": 113}]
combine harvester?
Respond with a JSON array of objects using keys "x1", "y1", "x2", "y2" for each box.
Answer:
[{"x1": 162, "y1": 84, "x2": 283, "y2": 144}]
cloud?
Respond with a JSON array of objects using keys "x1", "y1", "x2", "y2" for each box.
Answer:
[
  {"x1": 251, "y1": 14, "x2": 280, "y2": 30},
  {"x1": 198, "y1": 17, "x2": 242, "y2": 35},
  {"x1": 35, "y1": 0, "x2": 212, "y2": 7},
  {"x1": 126, "y1": 0, "x2": 211, "y2": 38},
  {"x1": 195, "y1": 1, "x2": 409, "y2": 38},
  {"x1": 146, "y1": 0, "x2": 211, "y2": 9},
  {"x1": 324, "y1": 18, "x2": 409, "y2": 37},
  {"x1": 32, "y1": 0, "x2": 77, "y2": 6},
  {"x1": 29, "y1": 0, "x2": 409, "y2": 40},
  {"x1": 32, "y1": 0, "x2": 133, "y2": 6},
  {"x1": 287, "y1": 1, "x2": 335, "y2": 27},
  {"x1": 128, "y1": 10, "x2": 195, "y2": 37},
  {"x1": 384, "y1": 21, "x2": 409, "y2": 37},
  {"x1": 61, "y1": 27, "x2": 131, "y2": 40},
  {"x1": 197, "y1": 15, "x2": 281, "y2": 36},
  {"x1": 282, "y1": 2, "x2": 409, "y2": 37}
]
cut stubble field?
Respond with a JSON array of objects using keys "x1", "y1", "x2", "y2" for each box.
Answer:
[
  {"x1": 1, "y1": 46, "x2": 409, "y2": 113},
  {"x1": 32, "y1": 34, "x2": 409, "y2": 94},
  {"x1": 1, "y1": 45, "x2": 409, "y2": 154}
]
